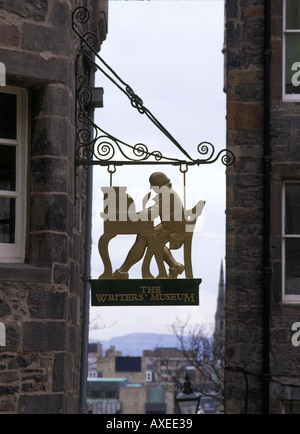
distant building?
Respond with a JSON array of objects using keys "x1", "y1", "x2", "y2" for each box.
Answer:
[
  {"x1": 87, "y1": 346, "x2": 190, "y2": 414},
  {"x1": 143, "y1": 347, "x2": 187, "y2": 385},
  {"x1": 88, "y1": 343, "x2": 102, "y2": 378},
  {"x1": 214, "y1": 261, "x2": 226, "y2": 340},
  {"x1": 97, "y1": 346, "x2": 144, "y2": 384},
  {"x1": 87, "y1": 378, "x2": 124, "y2": 414},
  {"x1": 87, "y1": 263, "x2": 228, "y2": 415}
]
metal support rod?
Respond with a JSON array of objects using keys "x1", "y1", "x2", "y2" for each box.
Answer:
[
  {"x1": 79, "y1": 63, "x2": 94, "y2": 415},
  {"x1": 72, "y1": 6, "x2": 235, "y2": 169},
  {"x1": 180, "y1": 164, "x2": 188, "y2": 211}
]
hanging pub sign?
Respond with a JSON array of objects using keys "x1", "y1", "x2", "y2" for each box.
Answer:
[
  {"x1": 72, "y1": 6, "x2": 235, "y2": 306},
  {"x1": 90, "y1": 172, "x2": 204, "y2": 306},
  {"x1": 91, "y1": 279, "x2": 201, "y2": 307}
]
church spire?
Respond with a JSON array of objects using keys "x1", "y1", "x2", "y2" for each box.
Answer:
[{"x1": 215, "y1": 260, "x2": 225, "y2": 337}]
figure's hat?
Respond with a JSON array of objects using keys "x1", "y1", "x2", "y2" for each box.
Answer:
[{"x1": 149, "y1": 172, "x2": 170, "y2": 187}]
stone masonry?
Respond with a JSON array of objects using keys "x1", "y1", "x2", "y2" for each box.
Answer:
[
  {"x1": 0, "y1": 0, "x2": 107, "y2": 414},
  {"x1": 225, "y1": 0, "x2": 300, "y2": 414},
  {"x1": 225, "y1": 0, "x2": 265, "y2": 414}
]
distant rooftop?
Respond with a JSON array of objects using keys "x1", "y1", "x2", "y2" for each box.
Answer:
[
  {"x1": 87, "y1": 377, "x2": 128, "y2": 383},
  {"x1": 125, "y1": 383, "x2": 143, "y2": 388}
]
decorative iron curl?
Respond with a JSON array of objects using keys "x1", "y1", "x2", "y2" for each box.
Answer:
[
  {"x1": 133, "y1": 143, "x2": 149, "y2": 159},
  {"x1": 152, "y1": 150, "x2": 163, "y2": 161},
  {"x1": 78, "y1": 85, "x2": 92, "y2": 106},
  {"x1": 72, "y1": 6, "x2": 90, "y2": 29},
  {"x1": 73, "y1": 6, "x2": 90, "y2": 25},
  {"x1": 197, "y1": 142, "x2": 215, "y2": 160},
  {"x1": 94, "y1": 137, "x2": 116, "y2": 161},
  {"x1": 77, "y1": 144, "x2": 94, "y2": 161},
  {"x1": 195, "y1": 142, "x2": 235, "y2": 166},
  {"x1": 220, "y1": 149, "x2": 235, "y2": 167},
  {"x1": 83, "y1": 31, "x2": 98, "y2": 49},
  {"x1": 78, "y1": 128, "x2": 92, "y2": 145},
  {"x1": 132, "y1": 144, "x2": 163, "y2": 162}
]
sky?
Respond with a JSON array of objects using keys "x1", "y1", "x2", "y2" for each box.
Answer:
[{"x1": 89, "y1": 0, "x2": 226, "y2": 341}]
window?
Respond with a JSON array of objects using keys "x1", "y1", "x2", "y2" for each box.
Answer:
[
  {"x1": 115, "y1": 357, "x2": 141, "y2": 372},
  {"x1": 283, "y1": 401, "x2": 300, "y2": 414},
  {"x1": 0, "y1": 87, "x2": 28, "y2": 263},
  {"x1": 283, "y1": 0, "x2": 300, "y2": 100},
  {"x1": 282, "y1": 182, "x2": 300, "y2": 303}
]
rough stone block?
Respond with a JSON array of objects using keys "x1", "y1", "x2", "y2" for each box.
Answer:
[
  {"x1": 53, "y1": 353, "x2": 65, "y2": 393},
  {"x1": 0, "y1": 300, "x2": 11, "y2": 317},
  {"x1": 0, "y1": 24, "x2": 20, "y2": 47},
  {"x1": 51, "y1": 2, "x2": 71, "y2": 29},
  {"x1": 29, "y1": 233, "x2": 68, "y2": 267},
  {"x1": 0, "y1": 385, "x2": 19, "y2": 397},
  {"x1": 23, "y1": 322, "x2": 65, "y2": 352},
  {"x1": 31, "y1": 158, "x2": 68, "y2": 193},
  {"x1": 31, "y1": 194, "x2": 68, "y2": 233},
  {"x1": 227, "y1": 102, "x2": 263, "y2": 131},
  {"x1": 22, "y1": 23, "x2": 70, "y2": 57},
  {"x1": 0, "y1": 0, "x2": 48, "y2": 21},
  {"x1": 0, "y1": 264, "x2": 52, "y2": 283},
  {"x1": 28, "y1": 291, "x2": 66, "y2": 320},
  {"x1": 31, "y1": 85, "x2": 71, "y2": 119},
  {"x1": 19, "y1": 394, "x2": 64, "y2": 414},
  {"x1": 53, "y1": 265, "x2": 69, "y2": 286},
  {"x1": 0, "y1": 49, "x2": 70, "y2": 85}
]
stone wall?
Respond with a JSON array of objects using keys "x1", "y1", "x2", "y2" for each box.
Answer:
[
  {"x1": 0, "y1": 0, "x2": 106, "y2": 414},
  {"x1": 268, "y1": 0, "x2": 300, "y2": 412},
  {"x1": 225, "y1": 0, "x2": 266, "y2": 414},
  {"x1": 225, "y1": 0, "x2": 300, "y2": 414}
]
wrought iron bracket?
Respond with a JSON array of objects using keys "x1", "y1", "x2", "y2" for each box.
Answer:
[{"x1": 72, "y1": 6, "x2": 235, "y2": 168}]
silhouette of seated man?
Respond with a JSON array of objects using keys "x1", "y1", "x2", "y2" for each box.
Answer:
[{"x1": 112, "y1": 172, "x2": 186, "y2": 279}]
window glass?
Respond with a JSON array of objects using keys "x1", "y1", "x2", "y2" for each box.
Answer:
[
  {"x1": 285, "y1": 34, "x2": 300, "y2": 94},
  {"x1": 285, "y1": 238, "x2": 300, "y2": 296},
  {"x1": 283, "y1": 183, "x2": 300, "y2": 301},
  {"x1": 284, "y1": 401, "x2": 300, "y2": 414},
  {"x1": 286, "y1": 0, "x2": 300, "y2": 30},
  {"x1": 0, "y1": 145, "x2": 16, "y2": 191},
  {"x1": 0, "y1": 92, "x2": 17, "y2": 140},
  {"x1": 0, "y1": 87, "x2": 27, "y2": 262},
  {"x1": 285, "y1": 183, "x2": 300, "y2": 234},
  {"x1": 0, "y1": 197, "x2": 16, "y2": 244}
]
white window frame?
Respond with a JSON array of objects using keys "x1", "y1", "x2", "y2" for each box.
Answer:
[
  {"x1": 283, "y1": 0, "x2": 300, "y2": 102},
  {"x1": 0, "y1": 86, "x2": 28, "y2": 263},
  {"x1": 282, "y1": 181, "x2": 300, "y2": 304}
]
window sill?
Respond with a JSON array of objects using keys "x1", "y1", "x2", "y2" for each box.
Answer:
[
  {"x1": 0, "y1": 263, "x2": 52, "y2": 283},
  {"x1": 282, "y1": 299, "x2": 300, "y2": 306},
  {"x1": 282, "y1": 96, "x2": 300, "y2": 103}
]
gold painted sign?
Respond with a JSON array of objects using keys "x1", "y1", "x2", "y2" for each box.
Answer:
[{"x1": 93, "y1": 172, "x2": 205, "y2": 306}]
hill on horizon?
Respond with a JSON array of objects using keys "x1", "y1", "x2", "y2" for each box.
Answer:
[{"x1": 90, "y1": 332, "x2": 180, "y2": 356}]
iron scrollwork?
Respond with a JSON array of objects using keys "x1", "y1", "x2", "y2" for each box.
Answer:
[{"x1": 72, "y1": 6, "x2": 235, "y2": 168}]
